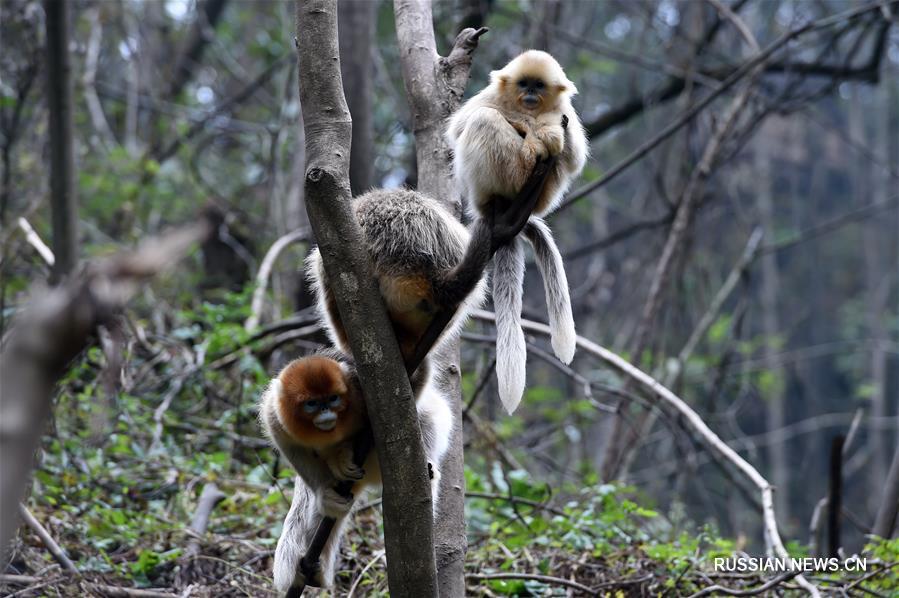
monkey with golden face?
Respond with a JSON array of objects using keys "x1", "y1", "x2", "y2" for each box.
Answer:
[
  {"x1": 447, "y1": 50, "x2": 588, "y2": 413},
  {"x1": 259, "y1": 348, "x2": 452, "y2": 590},
  {"x1": 265, "y1": 184, "x2": 548, "y2": 592}
]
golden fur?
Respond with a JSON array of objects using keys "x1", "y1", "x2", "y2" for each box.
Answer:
[
  {"x1": 274, "y1": 357, "x2": 366, "y2": 451},
  {"x1": 446, "y1": 49, "x2": 588, "y2": 217}
]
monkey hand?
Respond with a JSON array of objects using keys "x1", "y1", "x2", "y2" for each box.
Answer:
[
  {"x1": 297, "y1": 559, "x2": 326, "y2": 589},
  {"x1": 523, "y1": 134, "x2": 550, "y2": 161},
  {"x1": 327, "y1": 444, "x2": 365, "y2": 482},
  {"x1": 534, "y1": 124, "x2": 565, "y2": 156},
  {"x1": 320, "y1": 486, "x2": 354, "y2": 518}
]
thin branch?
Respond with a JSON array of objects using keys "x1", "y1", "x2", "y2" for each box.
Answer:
[
  {"x1": 17, "y1": 504, "x2": 77, "y2": 572},
  {"x1": 470, "y1": 309, "x2": 820, "y2": 596},
  {"x1": 466, "y1": 572, "x2": 594, "y2": 595},
  {"x1": 555, "y1": 0, "x2": 892, "y2": 214},
  {"x1": 687, "y1": 570, "x2": 801, "y2": 598},
  {"x1": 0, "y1": 575, "x2": 178, "y2": 597},
  {"x1": 675, "y1": 227, "x2": 764, "y2": 373},
  {"x1": 17, "y1": 217, "x2": 55, "y2": 266},
  {"x1": 245, "y1": 228, "x2": 309, "y2": 331}
]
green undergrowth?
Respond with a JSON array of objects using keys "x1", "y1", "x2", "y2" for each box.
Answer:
[{"x1": 5, "y1": 295, "x2": 896, "y2": 597}]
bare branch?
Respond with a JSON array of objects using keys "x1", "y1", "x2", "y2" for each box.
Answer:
[
  {"x1": 0, "y1": 221, "x2": 211, "y2": 565},
  {"x1": 17, "y1": 504, "x2": 77, "y2": 573},
  {"x1": 470, "y1": 309, "x2": 821, "y2": 596},
  {"x1": 555, "y1": 0, "x2": 892, "y2": 215},
  {"x1": 245, "y1": 228, "x2": 309, "y2": 332}
]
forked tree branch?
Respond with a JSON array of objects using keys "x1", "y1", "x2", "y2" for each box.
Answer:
[{"x1": 293, "y1": 1, "x2": 437, "y2": 595}]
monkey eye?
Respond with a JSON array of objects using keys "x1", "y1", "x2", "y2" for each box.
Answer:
[
  {"x1": 517, "y1": 80, "x2": 528, "y2": 89},
  {"x1": 535, "y1": 80, "x2": 545, "y2": 89},
  {"x1": 303, "y1": 401, "x2": 319, "y2": 414},
  {"x1": 328, "y1": 395, "x2": 343, "y2": 408}
]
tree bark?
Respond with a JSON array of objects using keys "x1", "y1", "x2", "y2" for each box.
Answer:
[
  {"x1": 295, "y1": 1, "x2": 437, "y2": 595},
  {"x1": 756, "y1": 137, "x2": 790, "y2": 525},
  {"x1": 44, "y1": 0, "x2": 79, "y2": 281},
  {"x1": 393, "y1": 4, "x2": 486, "y2": 595},
  {"x1": 338, "y1": 0, "x2": 375, "y2": 195},
  {"x1": 872, "y1": 443, "x2": 899, "y2": 539}
]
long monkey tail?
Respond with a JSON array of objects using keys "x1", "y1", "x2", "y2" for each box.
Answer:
[
  {"x1": 273, "y1": 477, "x2": 348, "y2": 591},
  {"x1": 492, "y1": 239, "x2": 527, "y2": 414},
  {"x1": 523, "y1": 217, "x2": 576, "y2": 364}
]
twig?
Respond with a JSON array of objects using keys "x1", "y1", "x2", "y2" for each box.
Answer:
[
  {"x1": 245, "y1": 228, "x2": 309, "y2": 331},
  {"x1": 464, "y1": 491, "x2": 566, "y2": 517},
  {"x1": 17, "y1": 217, "x2": 55, "y2": 266},
  {"x1": 554, "y1": 0, "x2": 891, "y2": 214},
  {"x1": 843, "y1": 562, "x2": 899, "y2": 593},
  {"x1": 464, "y1": 409, "x2": 525, "y2": 471},
  {"x1": 0, "y1": 574, "x2": 178, "y2": 597},
  {"x1": 346, "y1": 549, "x2": 386, "y2": 598},
  {"x1": 675, "y1": 227, "x2": 764, "y2": 371},
  {"x1": 467, "y1": 572, "x2": 594, "y2": 595},
  {"x1": 17, "y1": 504, "x2": 77, "y2": 572}
]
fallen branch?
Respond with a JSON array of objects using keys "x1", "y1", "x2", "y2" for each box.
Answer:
[
  {"x1": 0, "y1": 221, "x2": 211, "y2": 563},
  {"x1": 687, "y1": 570, "x2": 801, "y2": 597},
  {"x1": 0, "y1": 574, "x2": 177, "y2": 597},
  {"x1": 471, "y1": 309, "x2": 820, "y2": 596},
  {"x1": 177, "y1": 482, "x2": 227, "y2": 587},
  {"x1": 17, "y1": 504, "x2": 77, "y2": 572},
  {"x1": 466, "y1": 572, "x2": 594, "y2": 595}
]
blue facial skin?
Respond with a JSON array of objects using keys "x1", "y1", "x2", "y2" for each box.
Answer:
[
  {"x1": 303, "y1": 395, "x2": 344, "y2": 431},
  {"x1": 517, "y1": 77, "x2": 545, "y2": 109}
]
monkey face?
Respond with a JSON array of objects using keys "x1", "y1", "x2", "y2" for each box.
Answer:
[
  {"x1": 300, "y1": 394, "x2": 347, "y2": 431},
  {"x1": 490, "y1": 50, "x2": 577, "y2": 114},
  {"x1": 274, "y1": 357, "x2": 365, "y2": 447},
  {"x1": 515, "y1": 76, "x2": 547, "y2": 111}
]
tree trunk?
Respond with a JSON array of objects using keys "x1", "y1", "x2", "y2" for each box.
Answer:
[
  {"x1": 756, "y1": 134, "x2": 790, "y2": 525},
  {"x1": 394, "y1": 3, "x2": 486, "y2": 594},
  {"x1": 338, "y1": 0, "x2": 375, "y2": 195},
  {"x1": 872, "y1": 443, "x2": 899, "y2": 539},
  {"x1": 44, "y1": 0, "x2": 79, "y2": 281},
  {"x1": 296, "y1": 2, "x2": 437, "y2": 595}
]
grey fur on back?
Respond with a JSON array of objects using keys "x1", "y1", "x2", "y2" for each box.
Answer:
[
  {"x1": 306, "y1": 188, "x2": 487, "y2": 356},
  {"x1": 354, "y1": 189, "x2": 469, "y2": 277}
]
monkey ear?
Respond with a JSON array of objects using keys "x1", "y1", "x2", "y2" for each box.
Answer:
[
  {"x1": 271, "y1": 378, "x2": 284, "y2": 399},
  {"x1": 558, "y1": 78, "x2": 578, "y2": 96},
  {"x1": 490, "y1": 69, "x2": 510, "y2": 87}
]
